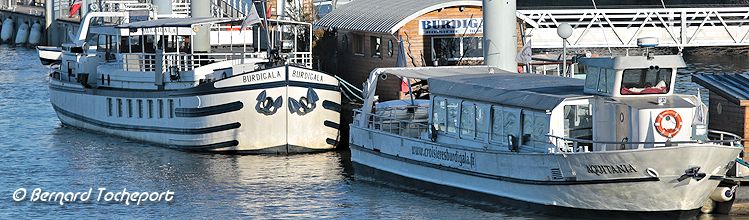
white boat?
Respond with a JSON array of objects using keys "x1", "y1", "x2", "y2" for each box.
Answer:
[
  {"x1": 349, "y1": 51, "x2": 743, "y2": 217},
  {"x1": 37, "y1": 46, "x2": 63, "y2": 66},
  {"x1": 48, "y1": 12, "x2": 341, "y2": 154}
]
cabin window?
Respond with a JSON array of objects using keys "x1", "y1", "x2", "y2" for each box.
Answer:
[
  {"x1": 107, "y1": 98, "x2": 112, "y2": 117},
  {"x1": 158, "y1": 100, "x2": 164, "y2": 118},
  {"x1": 596, "y1": 69, "x2": 615, "y2": 94},
  {"x1": 491, "y1": 106, "x2": 505, "y2": 144},
  {"x1": 564, "y1": 104, "x2": 593, "y2": 141},
  {"x1": 584, "y1": 66, "x2": 599, "y2": 92},
  {"x1": 476, "y1": 105, "x2": 488, "y2": 140},
  {"x1": 522, "y1": 111, "x2": 550, "y2": 148},
  {"x1": 370, "y1": 36, "x2": 381, "y2": 58},
  {"x1": 168, "y1": 99, "x2": 174, "y2": 118},
  {"x1": 490, "y1": 106, "x2": 521, "y2": 147},
  {"x1": 137, "y1": 100, "x2": 143, "y2": 118},
  {"x1": 432, "y1": 98, "x2": 447, "y2": 132},
  {"x1": 127, "y1": 99, "x2": 133, "y2": 118},
  {"x1": 117, "y1": 99, "x2": 123, "y2": 117},
  {"x1": 620, "y1": 68, "x2": 672, "y2": 95},
  {"x1": 352, "y1": 33, "x2": 364, "y2": 55},
  {"x1": 446, "y1": 99, "x2": 460, "y2": 134},
  {"x1": 460, "y1": 102, "x2": 476, "y2": 138},
  {"x1": 147, "y1": 100, "x2": 153, "y2": 118}
]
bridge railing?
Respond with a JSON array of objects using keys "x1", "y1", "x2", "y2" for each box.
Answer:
[{"x1": 518, "y1": 7, "x2": 749, "y2": 48}]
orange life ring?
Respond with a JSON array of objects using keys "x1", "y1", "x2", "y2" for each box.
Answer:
[{"x1": 654, "y1": 110, "x2": 682, "y2": 138}]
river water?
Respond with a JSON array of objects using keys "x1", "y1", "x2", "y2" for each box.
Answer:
[{"x1": 0, "y1": 45, "x2": 745, "y2": 219}]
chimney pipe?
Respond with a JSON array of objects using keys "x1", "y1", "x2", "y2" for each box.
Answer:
[{"x1": 482, "y1": 0, "x2": 517, "y2": 72}]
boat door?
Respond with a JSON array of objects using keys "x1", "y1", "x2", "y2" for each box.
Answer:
[{"x1": 615, "y1": 104, "x2": 631, "y2": 150}]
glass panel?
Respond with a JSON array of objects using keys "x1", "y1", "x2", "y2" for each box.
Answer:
[
  {"x1": 564, "y1": 105, "x2": 593, "y2": 140},
  {"x1": 491, "y1": 106, "x2": 505, "y2": 143},
  {"x1": 620, "y1": 68, "x2": 672, "y2": 95},
  {"x1": 158, "y1": 100, "x2": 164, "y2": 118},
  {"x1": 433, "y1": 98, "x2": 446, "y2": 131},
  {"x1": 476, "y1": 105, "x2": 488, "y2": 140},
  {"x1": 460, "y1": 102, "x2": 476, "y2": 137},
  {"x1": 107, "y1": 98, "x2": 112, "y2": 117},
  {"x1": 370, "y1": 36, "x2": 381, "y2": 57},
  {"x1": 127, "y1": 99, "x2": 132, "y2": 118},
  {"x1": 584, "y1": 67, "x2": 599, "y2": 92},
  {"x1": 462, "y1": 37, "x2": 483, "y2": 58},
  {"x1": 433, "y1": 38, "x2": 460, "y2": 60},
  {"x1": 503, "y1": 109, "x2": 519, "y2": 137},
  {"x1": 137, "y1": 100, "x2": 143, "y2": 118},
  {"x1": 532, "y1": 113, "x2": 550, "y2": 143},
  {"x1": 523, "y1": 112, "x2": 534, "y2": 146},
  {"x1": 597, "y1": 69, "x2": 609, "y2": 94},
  {"x1": 446, "y1": 99, "x2": 459, "y2": 134}
]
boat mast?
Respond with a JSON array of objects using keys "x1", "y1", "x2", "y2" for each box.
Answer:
[{"x1": 482, "y1": 0, "x2": 517, "y2": 72}]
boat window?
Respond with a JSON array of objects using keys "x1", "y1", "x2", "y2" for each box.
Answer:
[
  {"x1": 158, "y1": 100, "x2": 164, "y2": 118},
  {"x1": 127, "y1": 99, "x2": 133, "y2": 118},
  {"x1": 564, "y1": 104, "x2": 593, "y2": 141},
  {"x1": 432, "y1": 98, "x2": 446, "y2": 131},
  {"x1": 117, "y1": 99, "x2": 122, "y2": 117},
  {"x1": 137, "y1": 100, "x2": 143, "y2": 118},
  {"x1": 460, "y1": 102, "x2": 476, "y2": 138},
  {"x1": 107, "y1": 98, "x2": 112, "y2": 117},
  {"x1": 147, "y1": 100, "x2": 153, "y2": 118},
  {"x1": 476, "y1": 105, "x2": 488, "y2": 140},
  {"x1": 620, "y1": 67, "x2": 672, "y2": 95},
  {"x1": 522, "y1": 111, "x2": 550, "y2": 148},
  {"x1": 168, "y1": 99, "x2": 174, "y2": 118},
  {"x1": 490, "y1": 106, "x2": 521, "y2": 148},
  {"x1": 596, "y1": 68, "x2": 614, "y2": 94},
  {"x1": 491, "y1": 106, "x2": 505, "y2": 144},
  {"x1": 584, "y1": 66, "x2": 599, "y2": 92},
  {"x1": 446, "y1": 99, "x2": 459, "y2": 134}
]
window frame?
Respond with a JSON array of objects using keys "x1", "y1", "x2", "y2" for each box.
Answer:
[
  {"x1": 370, "y1": 36, "x2": 381, "y2": 58},
  {"x1": 431, "y1": 36, "x2": 484, "y2": 61},
  {"x1": 352, "y1": 33, "x2": 364, "y2": 56}
]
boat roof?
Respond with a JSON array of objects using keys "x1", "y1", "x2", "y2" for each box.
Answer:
[
  {"x1": 377, "y1": 66, "x2": 506, "y2": 79},
  {"x1": 117, "y1": 17, "x2": 234, "y2": 28},
  {"x1": 578, "y1": 54, "x2": 687, "y2": 70},
  {"x1": 428, "y1": 73, "x2": 588, "y2": 111}
]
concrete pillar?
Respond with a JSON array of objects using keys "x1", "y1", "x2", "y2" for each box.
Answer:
[
  {"x1": 482, "y1": 0, "x2": 517, "y2": 72},
  {"x1": 191, "y1": 0, "x2": 211, "y2": 53},
  {"x1": 154, "y1": 0, "x2": 172, "y2": 16},
  {"x1": 45, "y1": 0, "x2": 56, "y2": 45}
]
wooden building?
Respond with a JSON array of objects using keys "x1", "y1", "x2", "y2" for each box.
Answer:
[
  {"x1": 315, "y1": 0, "x2": 488, "y2": 100},
  {"x1": 693, "y1": 73, "x2": 749, "y2": 151}
]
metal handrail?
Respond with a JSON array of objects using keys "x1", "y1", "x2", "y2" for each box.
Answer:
[
  {"x1": 548, "y1": 130, "x2": 742, "y2": 153},
  {"x1": 353, "y1": 108, "x2": 430, "y2": 138}
]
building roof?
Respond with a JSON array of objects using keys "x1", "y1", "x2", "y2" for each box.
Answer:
[
  {"x1": 315, "y1": 0, "x2": 481, "y2": 34},
  {"x1": 693, "y1": 73, "x2": 749, "y2": 105},
  {"x1": 428, "y1": 73, "x2": 588, "y2": 111},
  {"x1": 117, "y1": 17, "x2": 233, "y2": 28}
]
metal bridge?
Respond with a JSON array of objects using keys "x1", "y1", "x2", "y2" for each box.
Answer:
[{"x1": 517, "y1": 7, "x2": 749, "y2": 48}]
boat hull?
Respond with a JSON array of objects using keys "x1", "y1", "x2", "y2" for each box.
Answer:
[
  {"x1": 349, "y1": 126, "x2": 740, "y2": 217},
  {"x1": 49, "y1": 66, "x2": 341, "y2": 154},
  {"x1": 37, "y1": 46, "x2": 62, "y2": 66}
]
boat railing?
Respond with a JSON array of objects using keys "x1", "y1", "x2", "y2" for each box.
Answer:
[
  {"x1": 287, "y1": 52, "x2": 312, "y2": 69},
  {"x1": 353, "y1": 108, "x2": 431, "y2": 138},
  {"x1": 122, "y1": 52, "x2": 265, "y2": 72},
  {"x1": 547, "y1": 130, "x2": 743, "y2": 154}
]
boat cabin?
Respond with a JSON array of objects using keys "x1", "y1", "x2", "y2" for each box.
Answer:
[
  {"x1": 357, "y1": 54, "x2": 727, "y2": 154},
  {"x1": 57, "y1": 14, "x2": 313, "y2": 91}
]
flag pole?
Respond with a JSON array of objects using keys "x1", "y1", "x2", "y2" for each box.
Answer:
[{"x1": 258, "y1": 0, "x2": 273, "y2": 64}]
